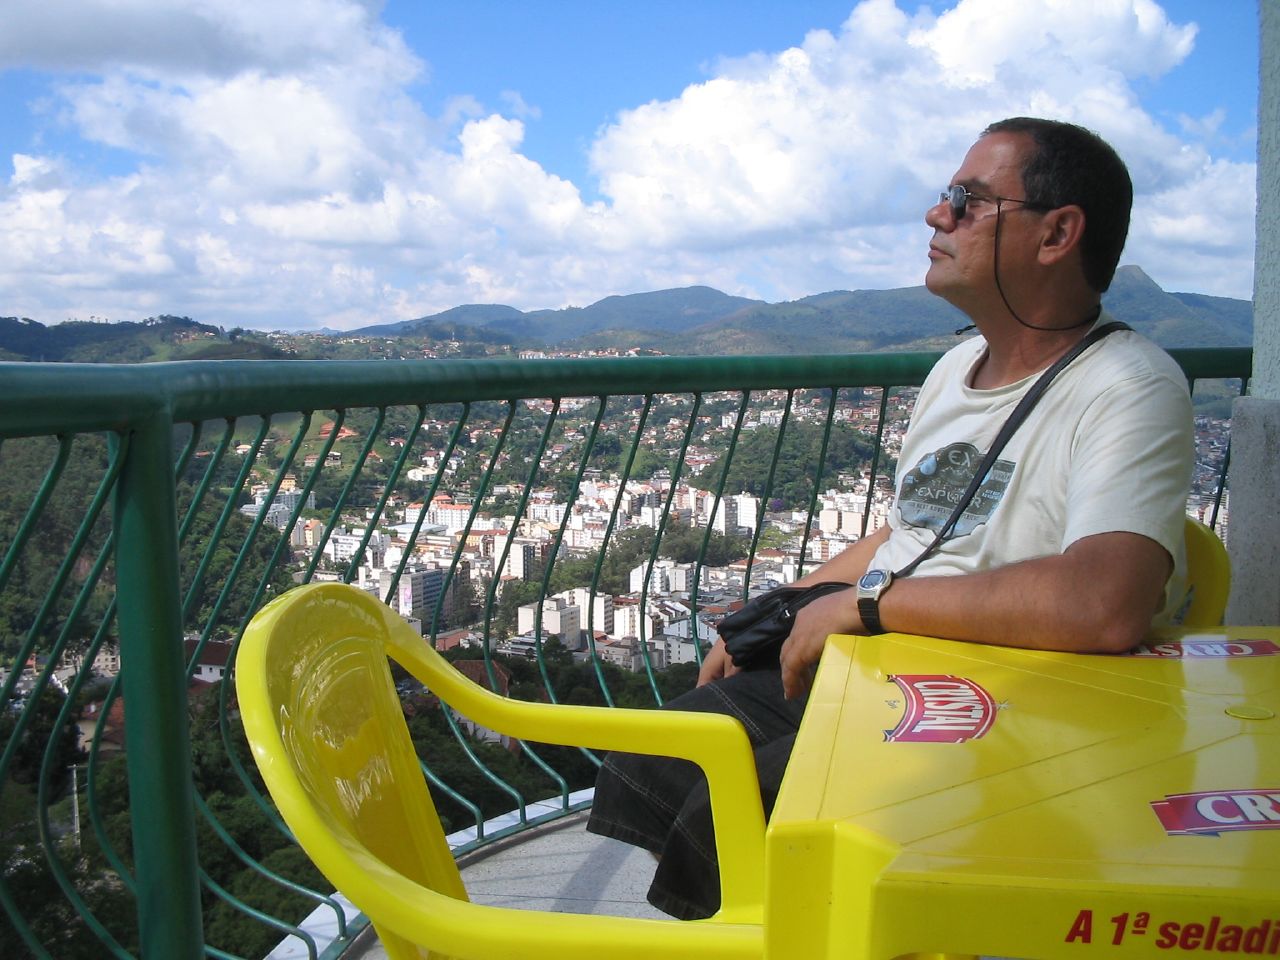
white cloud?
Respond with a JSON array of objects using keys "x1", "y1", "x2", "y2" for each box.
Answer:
[
  {"x1": 0, "y1": 0, "x2": 412, "y2": 79},
  {"x1": 0, "y1": 0, "x2": 1256, "y2": 331},
  {"x1": 1128, "y1": 157, "x2": 1256, "y2": 296}
]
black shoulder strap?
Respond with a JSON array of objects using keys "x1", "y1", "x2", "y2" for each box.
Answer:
[{"x1": 894, "y1": 320, "x2": 1131, "y2": 579}]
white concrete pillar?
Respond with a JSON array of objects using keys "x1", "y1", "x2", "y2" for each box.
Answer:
[{"x1": 1226, "y1": 0, "x2": 1280, "y2": 624}]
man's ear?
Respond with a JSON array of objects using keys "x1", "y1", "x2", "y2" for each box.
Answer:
[{"x1": 1037, "y1": 205, "x2": 1086, "y2": 266}]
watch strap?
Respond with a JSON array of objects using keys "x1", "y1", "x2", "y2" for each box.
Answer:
[{"x1": 858, "y1": 595, "x2": 885, "y2": 634}]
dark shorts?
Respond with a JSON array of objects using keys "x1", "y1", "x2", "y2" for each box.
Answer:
[{"x1": 585, "y1": 668, "x2": 806, "y2": 920}]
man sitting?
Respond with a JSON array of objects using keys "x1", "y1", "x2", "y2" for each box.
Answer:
[{"x1": 587, "y1": 117, "x2": 1195, "y2": 921}]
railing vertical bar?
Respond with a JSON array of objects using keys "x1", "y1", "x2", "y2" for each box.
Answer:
[
  {"x1": 534, "y1": 396, "x2": 607, "y2": 705},
  {"x1": 301, "y1": 409, "x2": 352, "y2": 582},
  {"x1": 218, "y1": 413, "x2": 314, "y2": 645},
  {"x1": 85, "y1": 631, "x2": 137, "y2": 895},
  {"x1": 346, "y1": 404, "x2": 429, "y2": 583},
  {"x1": 686, "y1": 390, "x2": 716, "y2": 666},
  {"x1": 635, "y1": 392, "x2": 703, "y2": 703},
  {"x1": 176, "y1": 420, "x2": 234, "y2": 546},
  {"x1": 574, "y1": 396, "x2": 611, "y2": 696},
  {"x1": 112, "y1": 414, "x2": 204, "y2": 960},
  {"x1": 182, "y1": 417, "x2": 272, "y2": 627},
  {"x1": 391, "y1": 403, "x2": 470, "y2": 614},
  {"x1": 796, "y1": 387, "x2": 840, "y2": 580},
  {"x1": 487, "y1": 400, "x2": 556, "y2": 689},
  {"x1": 435, "y1": 401, "x2": 532, "y2": 831},
  {"x1": 36, "y1": 528, "x2": 134, "y2": 958},
  {"x1": 742, "y1": 389, "x2": 795, "y2": 594},
  {"x1": 336, "y1": 406, "x2": 388, "y2": 581},
  {"x1": 460, "y1": 402, "x2": 518, "y2": 663},
  {"x1": 583, "y1": 394, "x2": 654, "y2": 705},
  {"x1": 476, "y1": 398, "x2": 572, "y2": 810},
  {"x1": 1209, "y1": 375, "x2": 1249, "y2": 531},
  {"x1": 701, "y1": 392, "x2": 751, "y2": 611},
  {"x1": 0, "y1": 435, "x2": 72, "y2": 597},
  {"x1": 861, "y1": 386, "x2": 892, "y2": 538}
]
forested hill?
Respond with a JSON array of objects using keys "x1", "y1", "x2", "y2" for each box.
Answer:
[
  {"x1": 0, "y1": 315, "x2": 289, "y2": 362},
  {"x1": 0, "y1": 266, "x2": 1253, "y2": 362}
]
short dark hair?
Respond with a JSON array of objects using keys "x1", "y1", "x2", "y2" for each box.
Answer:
[{"x1": 983, "y1": 117, "x2": 1133, "y2": 293}]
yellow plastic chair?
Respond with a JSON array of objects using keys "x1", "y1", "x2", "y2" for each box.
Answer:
[
  {"x1": 1180, "y1": 516, "x2": 1231, "y2": 626},
  {"x1": 236, "y1": 582, "x2": 765, "y2": 960}
]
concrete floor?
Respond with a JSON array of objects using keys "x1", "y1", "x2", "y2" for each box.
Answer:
[{"x1": 348, "y1": 812, "x2": 664, "y2": 959}]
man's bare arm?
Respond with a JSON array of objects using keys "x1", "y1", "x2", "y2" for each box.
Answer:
[{"x1": 779, "y1": 530, "x2": 1171, "y2": 699}]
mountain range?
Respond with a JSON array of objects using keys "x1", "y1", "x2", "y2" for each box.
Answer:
[
  {"x1": 0, "y1": 265, "x2": 1253, "y2": 363},
  {"x1": 354, "y1": 264, "x2": 1252, "y2": 354}
]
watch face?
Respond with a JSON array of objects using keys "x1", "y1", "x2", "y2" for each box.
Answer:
[{"x1": 859, "y1": 569, "x2": 889, "y2": 590}]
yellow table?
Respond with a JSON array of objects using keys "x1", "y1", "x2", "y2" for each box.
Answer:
[{"x1": 765, "y1": 627, "x2": 1280, "y2": 959}]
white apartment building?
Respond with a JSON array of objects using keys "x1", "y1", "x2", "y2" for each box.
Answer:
[
  {"x1": 660, "y1": 632, "x2": 701, "y2": 670},
  {"x1": 705, "y1": 493, "x2": 759, "y2": 536},
  {"x1": 628, "y1": 559, "x2": 702, "y2": 595},
  {"x1": 613, "y1": 598, "x2": 689, "y2": 644},
  {"x1": 516, "y1": 596, "x2": 583, "y2": 648},
  {"x1": 566, "y1": 587, "x2": 614, "y2": 635},
  {"x1": 240, "y1": 486, "x2": 316, "y2": 530},
  {"x1": 528, "y1": 500, "x2": 568, "y2": 525},
  {"x1": 499, "y1": 538, "x2": 547, "y2": 581},
  {"x1": 596, "y1": 636, "x2": 668, "y2": 672},
  {"x1": 358, "y1": 564, "x2": 448, "y2": 627},
  {"x1": 324, "y1": 528, "x2": 387, "y2": 568},
  {"x1": 428, "y1": 500, "x2": 473, "y2": 533}
]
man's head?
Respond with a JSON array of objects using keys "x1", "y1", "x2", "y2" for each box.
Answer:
[{"x1": 981, "y1": 117, "x2": 1133, "y2": 293}]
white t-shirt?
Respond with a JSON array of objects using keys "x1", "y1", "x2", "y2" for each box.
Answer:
[{"x1": 869, "y1": 318, "x2": 1195, "y2": 621}]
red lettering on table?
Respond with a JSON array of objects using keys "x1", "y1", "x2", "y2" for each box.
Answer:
[
  {"x1": 885, "y1": 675, "x2": 997, "y2": 743},
  {"x1": 1149, "y1": 918, "x2": 1280, "y2": 953},
  {"x1": 1130, "y1": 638, "x2": 1280, "y2": 658},
  {"x1": 1151, "y1": 789, "x2": 1280, "y2": 835},
  {"x1": 1065, "y1": 909, "x2": 1093, "y2": 943}
]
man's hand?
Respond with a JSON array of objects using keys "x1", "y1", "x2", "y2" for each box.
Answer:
[
  {"x1": 778, "y1": 590, "x2": 863, "y2": 700},
  {"x1": 697, "y1": 637, "x2": 742, "y2": 687}
]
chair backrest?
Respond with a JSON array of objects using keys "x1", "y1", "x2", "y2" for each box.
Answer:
[
  {"x1": 237, "y1": 582, "x2": 765, "y2": 960},
  {"x1": 238, "y1": 583, "x2": 465, "y2": 960},
  {"x1": 1180, "y1": 516, "x2": 1231, "y2": 627}
]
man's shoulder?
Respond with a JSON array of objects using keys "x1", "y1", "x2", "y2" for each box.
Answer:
[
  {"x1": 1086, "y1": 325, "x2": 1186, "y2": 387},
  {"x1": 933, "y1": 335, "x2": 987, "y2": 373}
]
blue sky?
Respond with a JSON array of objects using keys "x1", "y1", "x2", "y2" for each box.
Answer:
[{"x1": 0, "y1": 0, "x2": 1260, "y2": 331}]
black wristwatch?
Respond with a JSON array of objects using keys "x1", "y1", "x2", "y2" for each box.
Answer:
[{"x1": 856, "y1": 569, "x2": 893, "y2": 634}]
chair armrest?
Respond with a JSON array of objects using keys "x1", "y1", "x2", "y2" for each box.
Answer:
[{"x1": 376, "y1": 595, "x2": 765, "y2": 919}]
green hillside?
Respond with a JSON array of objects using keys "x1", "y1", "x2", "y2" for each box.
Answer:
[
  {"x1": 0, "y1": 267, "x2": 1253, "y2": 361},
  {"x1": 0, "y1": 315, "x2": 291, "y2": 362}
]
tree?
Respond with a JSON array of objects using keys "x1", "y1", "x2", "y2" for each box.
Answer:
[
  {"x1": 659, "y1": 521, "x2": 749, "y2": 567},
  {"x1": 0, "y1": 690, "x2": 84, "y2": 794},
  {"x1": 694, "y1": 421, "x2": 876, "y2": 510}
]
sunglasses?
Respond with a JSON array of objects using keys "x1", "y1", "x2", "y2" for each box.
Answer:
[{"x1": 940, "y1": 184, "x2": 1051, "y2": 221}]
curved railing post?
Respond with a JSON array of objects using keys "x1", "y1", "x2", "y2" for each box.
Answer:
[{"x1": 112, "y1": 410, "x2": 204, "y2": 959}]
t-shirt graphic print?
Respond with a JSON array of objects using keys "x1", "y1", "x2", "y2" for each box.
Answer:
[{"x1": 897, "y1": 442, "x2": 1014, "y2": 538}]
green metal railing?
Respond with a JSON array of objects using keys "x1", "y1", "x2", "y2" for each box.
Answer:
[{"x1": 0, "y1": 347, "x2": 1249, "y2": 959}]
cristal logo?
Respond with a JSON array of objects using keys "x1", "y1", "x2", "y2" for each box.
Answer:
[
  {"x1": 884, "y1": 674, "x2": 996, "y2": 743},
  {"x1": 1130, "y1": 637, "x2": 1280, "y2": 659},
  {"x1": 1151, "y1": 789, "x2": 1280, "y2": 836}
]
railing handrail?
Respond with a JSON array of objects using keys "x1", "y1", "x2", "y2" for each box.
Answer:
[
  {"x1": 2, "y1": 348, "x2": 1250, "y2": 439},
  {"x1": 1, "y1": 353, "x2": 945, "y2": 436}
]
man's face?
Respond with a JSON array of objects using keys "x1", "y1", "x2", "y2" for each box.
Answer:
[{"x1": 924, "y1": 131, "x2": 1039, "y2": 309}]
